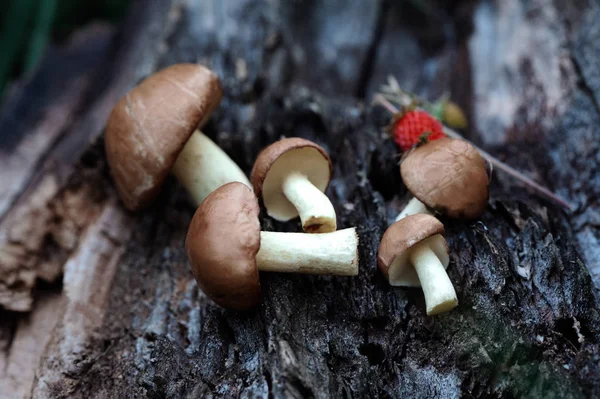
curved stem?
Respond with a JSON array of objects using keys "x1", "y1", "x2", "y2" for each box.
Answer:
[
  {"x1": 410, "y1": 242, "x2": 457, "y2": 315},
  {"x1": 172, "y1": 131, "x2": 251, "y2": 205},
  {"x1": 256, "y1": 228, "x2": 358, "y2": 275},
  {"x1": 282, "y1": 173, "x2": 337, "y2": 233},
  {"x1": 395, "y1": 197, "x2": 431, "y2": 222}
]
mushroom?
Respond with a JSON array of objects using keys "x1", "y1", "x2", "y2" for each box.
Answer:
[
  {"x1": 395, "y1": 137, "x2": 489, "y2": 222},
  {"x1": 186, "y1": 182, "x2": 359, "y2": 310},
  {"x1": 105, "y1": 63, "x2": 251, "y2": 210},
  {"x1": 251, "y1": 138, "x2": 336, "y2": 233},
  {"x1": 378, "y1": 214, "x2": 457, "y2": 315}
]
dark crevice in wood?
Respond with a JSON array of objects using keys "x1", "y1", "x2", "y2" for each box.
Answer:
[
  {"x1": 355, "y1": 0, "x2": 389, "y2": 99},
  {"x1": 0, "y1": 310, "x2": 19, "y2": 362},
  {"x1": 571, "y1": 54, "x2": 600, "y2": 116}
]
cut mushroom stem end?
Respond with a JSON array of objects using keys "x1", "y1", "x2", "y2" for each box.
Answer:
[
  {"x1": 172, "y1": 131, "x2": 252, "y2": 205},
  {"x1": 187, "y1": 183, "x2": 359, "y2": 310},
  {"x1": 257, "y1": 228, "x2": 358, "y2": 275},
  {"x1": 409, "y1": 240, "x2": 458, "y2": 315},
  {"x1": 395, "y1": 197, "x2": 431, "y2": 222},
  {"x1": 281, "y1": 172, "x2": 337, "y2": 233}
]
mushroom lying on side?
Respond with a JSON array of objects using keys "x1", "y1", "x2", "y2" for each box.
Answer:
[
  {"x1": 378, "y1": 214, "x2": 457, "y2": 315},
  {"x1": 251, "y1": 138, "x2": 337, "y2": 233},
  {"x1": 186, "y1": 182, "x2": 359, "y2": 310},
  {"x1": 105, "y1": 63, "x2": 251, "y2": 210},
  {"x1": 395, "y1": 137, "x2": 489, "y2": 222}
]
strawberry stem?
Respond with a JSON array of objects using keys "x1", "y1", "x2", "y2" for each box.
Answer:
[{"x1": 372, "y1": 94, "x2": 573, "y2": 211}]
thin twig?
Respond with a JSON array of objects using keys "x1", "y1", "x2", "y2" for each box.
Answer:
[
  {"x1": 372, "y1": 94, "x2": 573, "y2": 210},
  {"x1": 373, "y1": 94, "x2": 399, "y2": 115}
]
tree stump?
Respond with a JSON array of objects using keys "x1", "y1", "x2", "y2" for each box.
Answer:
[{"x1": 1, "y1": 0, "x2": 599, "y2": 398}]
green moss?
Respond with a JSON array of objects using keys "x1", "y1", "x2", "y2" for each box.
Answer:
[{"x1": 441, "y1": 309, "x2": 585, "y2": 398}]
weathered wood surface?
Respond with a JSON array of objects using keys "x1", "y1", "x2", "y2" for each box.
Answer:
[{"x1": 1, "y1": 0, "x2": 600, "y2": 397}]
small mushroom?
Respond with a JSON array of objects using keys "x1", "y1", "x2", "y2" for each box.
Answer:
[
  {"x1": 251, "y1": 138, "x2": 336, "y2": 233},
  {"x1": 378, "y1": 214, "x2": 457, "y2": 315},
  {"x1": 395, "y1": 137, "x2": 489, "y2": 222},
  {"x1": 105, "y1": 63, "x2": 251, "y2": 210},
  {"x1": 186, "y1": 182, "x2": 359, "y2": 310}
]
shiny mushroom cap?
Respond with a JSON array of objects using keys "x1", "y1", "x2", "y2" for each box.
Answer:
[
  {"x1": 378, "y1": 214, "x2": 449, "y2": 286},
  {"x1": 400, "y1": 137, "x2": 489, "y2": 219},
  {"x1": 105, "y1": 63, "x2": 222, "y2": 210},
  {"x1": 250, "y1": 138, "x2": 332, "y2": 221},
  {"x1": 185, "y1": 182, "x2": 261, "y2": 310}
]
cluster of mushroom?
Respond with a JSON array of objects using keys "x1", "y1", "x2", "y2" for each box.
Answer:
[
  {"x1": 105, "y1": 63, "x2": 359, "y2": 311},
  {"x1": 104, "y1": 62, "x2": 490, "y2": 316},
  {"x1": 378, "y1": 138, "x2": 489, "y2": 315},
  {"x1": 186, "y1": 136, "x2": 361, "y2": 310}
]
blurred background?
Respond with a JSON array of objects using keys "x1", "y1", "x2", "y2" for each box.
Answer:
[{"x1": 0, "y1": 0, "x2": 129, "y2": 100}]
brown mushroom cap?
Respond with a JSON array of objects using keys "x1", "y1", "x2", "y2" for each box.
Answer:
[
  {"x1": 378, "y1": 214, "x2": 449, "y2": 286},
  {"x1": 185, "y1": 182, "x2": 261, "y2": 310},
  {"x1": 400, "y1": 137, "x2": 489, "y2": 219},
  {"x1": 250, "y1": 138, "x2": 333, "y2": 221},
  {"x1": 105, "y1": 63, "x2": 222, "y2": 210}
]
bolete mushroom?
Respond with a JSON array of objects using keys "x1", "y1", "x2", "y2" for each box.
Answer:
[
  {"x1": 186, "y1": 182, "x2": 359, "y2": 310},
  {"x1": 395, "y1": 137, "x2": 489, "y2": 222},
  {"x1": 251, "y1": 138, "x2": 336, "y2": 233},
  {"x1": 105, "y1": 63, "x2": 251, "y2": 210},
  {"x1": 378, "y1": 214, "x2": 457, "y2": 315}
]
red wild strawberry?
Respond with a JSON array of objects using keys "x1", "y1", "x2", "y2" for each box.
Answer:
[{"x1": 389, "y1": 110, "x2": 445, "y2": 152}]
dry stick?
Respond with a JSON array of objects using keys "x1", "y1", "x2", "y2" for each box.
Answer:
[{"x1": 373, "y1": 94, "x2": 573, "y2": 211}]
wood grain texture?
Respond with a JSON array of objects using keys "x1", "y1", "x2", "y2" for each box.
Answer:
[
  {"x1": 0, "y1": 0, "x2": 178, "y2": 312},
  {"x1": 0, "y1": 0, "x2": 599, "y2": 398}
]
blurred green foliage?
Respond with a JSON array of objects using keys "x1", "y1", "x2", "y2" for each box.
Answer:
[{"x1": 0, "y1": 0, "x2": 129, "y2": 97}]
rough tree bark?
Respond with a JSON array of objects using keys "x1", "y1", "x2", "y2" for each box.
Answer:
[{"x1": 1, "y1": 0, "x2": 600, "y2": 398}]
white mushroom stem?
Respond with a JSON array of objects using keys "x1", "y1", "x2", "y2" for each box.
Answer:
[
  {"x1": 172, "y1": 130, "x2": 251, "y2": 205},
  {"x1": 281, "y1": 172, "x2": 336, "y2": 233},
  {"x1": 256, "y1": 228, "x2": 358, "y2": 275},
  {"x1": 395, "y1": 197, "x2": 432, "y2": 222},
  {"x1": 409, "y1": 241, "x2": 458, "y2": 316}
]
